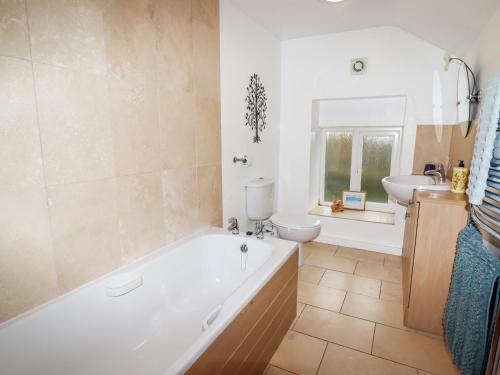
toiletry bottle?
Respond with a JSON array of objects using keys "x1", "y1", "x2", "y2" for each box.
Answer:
[{"x1": 451, "y1": 160, "x2": 468, "y2": 194}]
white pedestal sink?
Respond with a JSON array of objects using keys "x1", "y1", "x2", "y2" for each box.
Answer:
[{"x1": 382, "y1": 175, "x2": 451, "y2": 205}]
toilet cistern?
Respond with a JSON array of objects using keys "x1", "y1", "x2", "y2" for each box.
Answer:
[{"x1": 244, "y1": 177, "x2": 321, "y2": 266}]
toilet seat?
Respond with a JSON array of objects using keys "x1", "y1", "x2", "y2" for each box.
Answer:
[{"x1": 270, "y1": 214, "x2": 320, "y2": 230}]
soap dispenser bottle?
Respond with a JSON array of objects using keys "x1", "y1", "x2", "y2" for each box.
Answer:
[{"x1": 451, "y1": 160, "x2": 468, "y2": 194}]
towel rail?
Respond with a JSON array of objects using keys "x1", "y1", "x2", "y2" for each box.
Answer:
[{"x1": 471, "y1": 206, "x2": 500, "y2": 250}]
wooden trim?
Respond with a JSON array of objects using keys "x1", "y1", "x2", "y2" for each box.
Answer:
[{"x1": 187, "y1": 251, "x2": 298, "y2": 375}]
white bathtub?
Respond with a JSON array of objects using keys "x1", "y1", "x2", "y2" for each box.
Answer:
[{"x1": 0, "y1": 229, "x2": 297, "y2": 375}]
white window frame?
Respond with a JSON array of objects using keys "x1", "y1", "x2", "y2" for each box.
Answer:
[{"x1": 319, "y1": 127, "x2": 402, "y2": 212}]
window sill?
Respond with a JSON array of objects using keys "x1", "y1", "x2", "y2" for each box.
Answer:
[{"x1": 309, "y1": 206, "x2": 395, "y2": 225}]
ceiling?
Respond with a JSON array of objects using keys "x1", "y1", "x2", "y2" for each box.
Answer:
[{"x1": 231, "y1": 0, "x2": 500, "y2": 55}]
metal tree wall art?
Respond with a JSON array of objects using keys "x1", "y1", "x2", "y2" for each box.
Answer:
[{"x1": 245, "y1": 73, "x2": 267, "y2": 143}]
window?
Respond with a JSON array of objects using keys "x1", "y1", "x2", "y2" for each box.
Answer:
[{"x1": 320, "y1": 127, "x2": 401, "y2": 211}]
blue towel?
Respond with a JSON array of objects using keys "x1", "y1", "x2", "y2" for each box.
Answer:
[{"x1": 444, "y1": 224, "x2": 500, "y2": 375}]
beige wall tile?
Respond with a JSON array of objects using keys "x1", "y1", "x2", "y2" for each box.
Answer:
[
  {"x1": 0, "y1": 57, "x2": 44, "y2": 189},
  {"x1": 380, "y1": 281, "x2": 403, "y2": 302},
  {"x1": 320, "y1": 270, "x2": 381, "y2": 298},
  {"x1": 48, "y1": 180, "x2": 121, "y2": 293},
  {"x1": 103, "y1": 0, "x2": 157, "y2": 84},
  {"x1": 336, "y1": 246, "x2": 385, "y2": 264},
  {"x1": 27, "y1": 0, "x2": 107, "y2": 74},
  {"x1": 295, "y1": 305, "x2": 375, "y2": 353},
  {"x1": 373, "y1": 324, "x2": 459, "y2": 375},
  {"x1": 305, "y1": 253, "x2": 357, "y2": 273},
  {"x1": 318, "y1": 343, "x2": 417, "y2": 375},
  {"x1": 0, "y1": 187, "x2": 58, "y2": 322},
  {"x1": 159, "y1": 89, "x2": 197, "y2": 170},
  {"x1": 447, "y1": 121, "x2": 477, "y2": 177},
  {"x1": 192, "y1": 19, "x2": 220, "y2": 100},
  {"x1": 0, "y1": 0, "x2": 30, "y2": 59},
  {"x1": 412, "y1": 125, "x2": 452, "y2": 175},
  {"x1": 195, "y1": 98, "x2": 221, "y2": 166},
  {"x1": 1, "y1": 0, "x2": 222, "y2": 322},
  {"x1": 197, "y1": 164, "x2": 222, "y2": 227},
  {"x1": 109, "y1": 79, "x2": 161, "y2": 176},
  {"x1": 341, "y1": 292, "x2": 405, "y2": 329},
  {"x1": 117, "y1": 173, "x2": 165, "y2": 263},
  {"x1": 298, "y1": 265, "x2": 325, "y2": 284},
  {"x1": 355, "y1": 261, "x2": 402, "y2": 283},
  {"x1": 34, "y1": 63, "x2": 115, "y2": 185},
  {"x1": 270, "y1": 330, "x2": 327, "y2": 375},
  {"x1": 162, "y1": 168, "x2": 200, "y2": 242},
  {"x1": 298, "y1": 281, "x2": 346, "y2": 311},
  {"x1": 153, "y1": 0, "x2": 193, "y2": 94},
  {"x1": 192, "y1": 0, "x2": 219, "y2": 30}
]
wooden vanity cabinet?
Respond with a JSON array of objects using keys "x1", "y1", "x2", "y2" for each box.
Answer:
[{"x1": 402, "y1": 190, "x2": 468, "y2": 335}]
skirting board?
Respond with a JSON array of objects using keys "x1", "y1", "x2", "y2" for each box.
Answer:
[{"x1": 315, "y1": 233, "x2": 402, "y2": 255}]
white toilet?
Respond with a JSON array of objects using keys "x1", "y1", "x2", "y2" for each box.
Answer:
[{"x1": 245, "y1": 178, "x2": 321, "y2": 266}]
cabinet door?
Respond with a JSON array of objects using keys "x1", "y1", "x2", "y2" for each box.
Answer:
[{"x1": 402, "y1": 201, "x2": 419, "y2": 312}]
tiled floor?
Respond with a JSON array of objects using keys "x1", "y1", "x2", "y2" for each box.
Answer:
[{"x1": 265, "y1": 242, "x2": 459, "y2": 375}]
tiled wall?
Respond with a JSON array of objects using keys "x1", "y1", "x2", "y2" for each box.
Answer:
[
  {"x1": 0, "y1": 0, "x2": 221, "y2": 323},
  {"x1": 412, "y1": 123, "x2": 477, "y2": 177}
]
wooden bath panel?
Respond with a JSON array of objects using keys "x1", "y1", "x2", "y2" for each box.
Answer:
[{"x1": 187, "y1": 250, "x2": 298, "y2": 375}]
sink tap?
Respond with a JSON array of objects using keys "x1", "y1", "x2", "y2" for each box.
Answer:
[
  {"x1": 227, "y1": 217, "x2": 239, "y2": 235},
  {"x1": 424, "y1": 164, "x2": 445, "y2": 184}
]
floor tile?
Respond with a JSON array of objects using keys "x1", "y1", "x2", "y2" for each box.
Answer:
[
  {"x1": 298, "y1": 265, "x2": 325, "y2": 284},
  {"x1": 380, "y1": 281, "x2": 403, "y2": 302},
  {"x1": 305, "y1": 253, "x2": 357, "y2": 273},
  {"x1": 355, "y1": 261, "x2": 402, "y2": 283},
  {"x1": 304, "y1": 241, "x2": 337, "y2": 257},
  {"x1": 417, "y1": 371, "x2": 435, "y2": 375},
  {"x1": 336, "y1": 246, "x2": 385, "y2": 264},
  {"x1": 384, "y1": 254, "x2": 403, "y2": 268},
  {"x1": 292, "y1": 302, "x2": 306, "y2": 327},
  {"x1": 265, "y1": 365, "x2": 296, "y2": 375},
  {"x1": 341, "y1": 292, "x2": 405, "y2": 329},
  {"x1": 294, "y1": 306, "x2": 374, "y2": 353},
  {"x1": 270, "y1": 330, "x2": 327, "y2": 375},
  {"x1": 298, "y1": 282, "x2": 346, "y2": 312},
  {"x1": 318, "y1": 343, "x2": 418, "y2": 375},
  {"x1": 320, "y1": 270, "x2": 381, "y2": 298},
  {"x1": 372, "y1": 325, "x2": 459, "y2": 375}
]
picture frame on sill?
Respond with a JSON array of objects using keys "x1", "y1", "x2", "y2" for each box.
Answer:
[{"x1": 342, "y1": 190, "x2": 367, "y2": 211}]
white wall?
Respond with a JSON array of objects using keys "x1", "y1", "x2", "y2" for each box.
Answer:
[
  {"x1": 279, "y1": 27, "x2": 458, "y2": 254},
  {"x1": 220, "y1": 0, "x2": 281, "y2": 232},
  {"x1": 475, "y1": 8, "x2": 500, "y2": 86}
]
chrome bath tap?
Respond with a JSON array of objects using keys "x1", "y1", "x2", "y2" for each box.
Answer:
[{"x1": 227, "y1": 217, "x2": 239, "y2": 235}]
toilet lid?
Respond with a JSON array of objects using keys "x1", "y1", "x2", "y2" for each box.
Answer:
[{"x1": 270, "y1": 214, "x2": 321, "y2": 229}]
